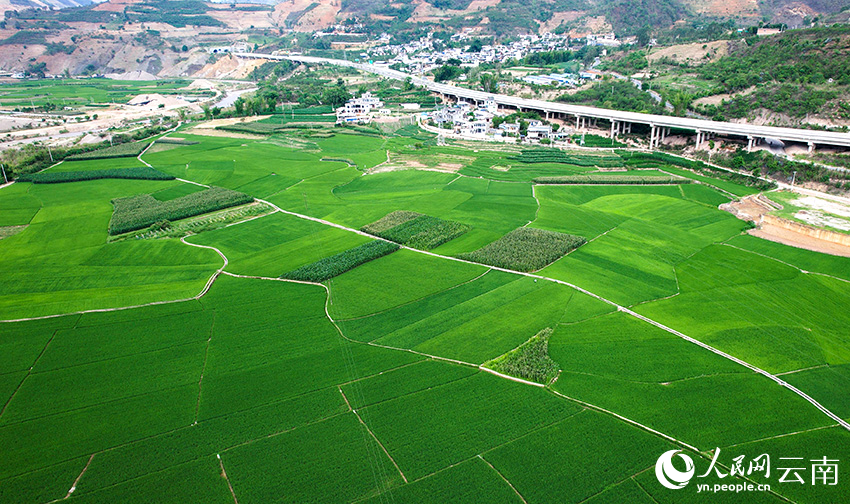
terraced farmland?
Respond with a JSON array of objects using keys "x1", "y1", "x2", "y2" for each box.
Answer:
[{"x1": 0, "y1": 125, "x2": 848, "y2": 504}]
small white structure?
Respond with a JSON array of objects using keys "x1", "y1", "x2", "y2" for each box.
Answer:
[
  {"x1": 336, "y1": 92, "x2": 385, "y2": 124},
  {"x1": 401, "y1": 103, "x2": 421, "y2": 110},
  {"x1": 526, "y1": 122, "x2": 553, "y2": 140}
]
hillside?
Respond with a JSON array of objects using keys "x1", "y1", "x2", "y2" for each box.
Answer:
[{"x1": 1, "y1": 0, "x2": 849, "y2": 77}]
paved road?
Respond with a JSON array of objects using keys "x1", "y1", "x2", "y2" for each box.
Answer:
[{"x1": 235, "y1": 52, "x2": 850, "y2": 149}]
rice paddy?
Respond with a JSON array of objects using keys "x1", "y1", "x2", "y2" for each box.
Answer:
[{"x1": 0, "y1": 123, "x2": 846, "y2": 503}]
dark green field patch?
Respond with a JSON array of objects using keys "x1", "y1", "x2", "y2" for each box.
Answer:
[
  {"x1": 484, "y1": 327, "x2": 559, "y2": 384},
  {"x1": 363, "y1": 211, "x2": 471, "y2": 250},
  {"x1": 17, "y1": 166, "x2": 173, "y2": 184},
  {"x1": 459, "y1": 227, "x2": 586, "y2": 272},
  {"x1": 109, "y1": 186, "x2": 253, "y2": 235}
]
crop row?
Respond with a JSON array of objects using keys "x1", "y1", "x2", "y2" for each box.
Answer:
[
  {"x1": 484, "y1": 327, "x2": 559, "y2": 384},
  {"x1": 363, "y1": 212, "x2": 471, "y2": 250},
  {"x1": 65, "y1": 141, "x2": 150, "y2": 160},
  {"x1": 533, "y1": 174, "x2": 692, "y2": 185},
  {"x1": 17, "y1": 166, "x2": 174, "y2": 184},
  {"x1": 509, "y1": 149, "x2": 622, "y2": 167},
  {"x1": 108, "y1": 186, "x2": 253, "y2": 235},
  {"x1": 458, "y1": 227, "x2": 586, "y2": 272},
  {"x1": 281, "y1": 240, "x2": 400, "y2": 282}
]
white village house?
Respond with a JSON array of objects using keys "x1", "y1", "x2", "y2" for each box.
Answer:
[{"x1": 336, "y1": 92, "x2": 384, "y2": 124}]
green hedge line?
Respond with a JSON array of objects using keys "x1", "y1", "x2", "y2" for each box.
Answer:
[
  {"x1": 362, "y1": 211, "x2": 470, "y2": 250},
  {"x1": 17, "y1": 166, "x2": 174, "y2": 184},
  {"x1": 66, "y1": 142, "x2": 150, "y2": 160},
  {"x1": 109, "y1": 186, "x2": 253, "y2": 235},
  {"x1": 533, "y1": 174, "x2": 692, "y2": 185},
  {"x1": 459, "y1": 227, "x2": 586, "y2": 272},
  {"x1": 281, "y1": 240, "x2": 400, "y2": 282}
]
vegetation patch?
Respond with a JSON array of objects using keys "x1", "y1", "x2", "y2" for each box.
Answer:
[
  {"x1": 108, "y1": 187, "x2": 253, "y2": 235},
  {"x1": 281, "y1": 240, "x2": 400, "y2": 282},
  {"x1": 361, "y1": 210, "x2": 424, "y2": 234},
  {"x1": 362, "y1": 211, "x2": 471, "y2": 250},
  {"x1": 534, "y1": 174, "x2": 692, "y2": 185},
  {"x1": 17, "y1": 167, "x2": 173, "y2": 184},
  {"x1": 109, "y1": 202, "x2": 273, "y2": 242},
  {"x1": 66, "y1": 142, "x2": 151, "y2": 161},
  {"x1": 459, "y1": 227, "x2": 586, "y2": 272},
  {"x1": 484, "y1": 328, "x2": 560, "y2": 384},
  {"x1": 0, "y1": 225, "x2": 27, "y2": 240}
]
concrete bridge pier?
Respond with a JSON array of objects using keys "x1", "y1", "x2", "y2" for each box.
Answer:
[
  {"x1": 695, "y1": 130, "x2": 703, "y2": 150},
  {"x1": 650, "y1": 124, "x2": 657, "y2": 149},
  {"x1": 747, "y1": 136, "x2": 754, "y2": 152},
  {"x1": 610, "y1": 121, "x2": 618, "y2": 138},
  {"x1": 808, "y1": 142, "x2": 815, "y2": 153}
]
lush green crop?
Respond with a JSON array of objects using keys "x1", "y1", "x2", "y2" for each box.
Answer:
[
  {"x1": 281, "y1": 240, "x2": 399, "y2": 282},
  {"x1": 362, "y1": 212, "x2": 470, "y2": 250},
  {"x1": 534, "y1": 174, "x2": 691, "y2": 184},
  {"x1": 459, "y1": 227, "x2": 586, "y2": 272},
  {"x1": 108, "y1": 187, "x2": 253, "y2": 235},
  {"x1": 484, "y1": 327, "x2": 559, "y2": 384},
  {"x1": 66, "y1": 142, "x2": 151, "y2": 161},
  {"x1": 17, "y1": 167, "x2": 173, "y2": 184}
]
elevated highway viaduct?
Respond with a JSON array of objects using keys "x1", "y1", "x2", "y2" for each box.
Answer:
[{"x1": 235, "y1": 53, "x2": 850, "y2": 152}]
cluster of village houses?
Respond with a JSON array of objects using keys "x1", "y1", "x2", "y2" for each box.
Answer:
[
  {"x1": 364, "y1": 31, "x2": 632, "y2": 76},
  {"x1": 335, "y1": 92, "x2": 575, "y2": 144},
  {"x1": 424, "y1": 98, "x2": 569, "y2": 142}
]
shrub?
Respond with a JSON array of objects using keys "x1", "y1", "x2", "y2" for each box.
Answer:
[
  {"x1": 281, "y1": 240, "x2": 400, "y2": 282},
  {"x1": 108, "y1": 186, "x2": 253, "y2": 235},
  {"x1": 17, "y1": 167, "x2": 173, "y2": 184},
  {"x1": 484, "y1": 328, "x2": 560, "y2": 384},
  {"x1": 459, "y1": 227, "x2": 586, "y2": 272}
]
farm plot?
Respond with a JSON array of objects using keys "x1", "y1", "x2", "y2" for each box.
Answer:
[
  {"x1": 281, "y1": 240, "x2": 399, "y2": 282},
  {"x1": 0, "y1": 178, "x2": 221, "y2": 319},
  {"x1": 361, "y1": 211, "x2": 471, "y2": 250},
  {"x1": 353, "y1": 273, "x2": 613, "y2": 364},
  {"x1": 458, "y1": 226, "x2": 586, "y2": 272},
  {"x1": 355, "y1": 372, "x2": 582, "y2": 481},
  {"x1": 549, "y1": 312, "x2": 834, "y2": 448},
  {"x1": 536, "y1": 186, "x2": 748, "y2": 305},
  {"x1": 189, "y1": 211, "x2": 371, "y2": 278},
  {"x1": 108, "y1": 186, "x2": 253, "y2": 235}
]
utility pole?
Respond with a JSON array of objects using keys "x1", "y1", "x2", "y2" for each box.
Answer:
[
  {"x1": 1, "y1": 164, "x2": 7, "y2": 184},
  {"x1": 791, "y1": 170, "x2": 797, "y2": 186},
  {"x1": 47, "y1": 145, "x2": 53, "y2": 162}
]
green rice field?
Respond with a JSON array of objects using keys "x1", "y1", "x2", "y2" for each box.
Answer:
[{"x1": 0, "y1": 123, "x2": 848, "y2": 503}]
